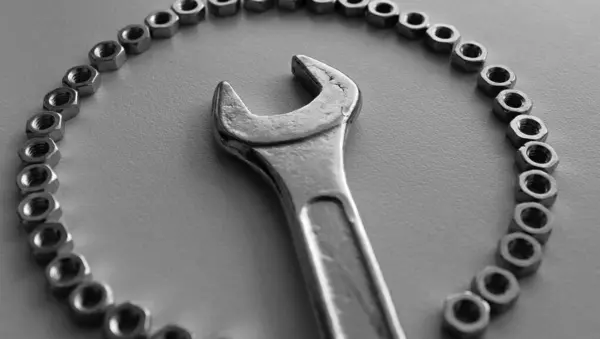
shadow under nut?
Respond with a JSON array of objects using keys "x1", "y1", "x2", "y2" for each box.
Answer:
[
  {"x1": 145, "y1": 10, "x2": 180, "y2": 39},
  {"x1": 365, "y1": 0, "x2": 400, "y2": 28},
  {"x1": 62, "y1": 65, "x2": 101, "y2": 97},
  {"x1": 68, "y1": 281, "x2": 115, "y2": 327},
  {"x1": 103, "y1": 301, "x2": 152, "y2": 339},
  {"x1": 397, "y1": 11, "x2": 430, "y2": 39},
  {"x1": 172, "y1": 0, "x2": 206, "y2": 25},
  {"x1": 442, "y1": 291, "x2": 490, "y2": 338},
  {"x1": 43, "y1": 87, "x2": 80, "y2": 121},
  {"x1": 118, "y1": 24, "x2": 152, "y2": 55},
  {"x1": 28, "y1": 222, "x2": 73, "y2": 265},
  {"x1": 516, "y1": 141, "x2": 559, "y2": 173},
  {"x1": 425, "y1": 24, "x2": 461, "y2": 54},
  {"x1": 477, "y1": 65, "x2": 516, "y2": 97},
  {"x1": 496, "y1": 232, "x2": 543, "y2": 278},
  {"x1": 89, "y1": 40, "x2": 127, "y2": 72},
  {"x1": 516, "y1": 170, "x2": 558, "y2": 208},
  {"x1": 45, "y1": 252, "x2": 92, "y2": 299},
  {"x1": 207, "y1": 0, "x2": 241, "y2": 17},
  {"x1": 17, "y1": 191, "x2": 62, "y2": 232},
  {"x1": 470, "y1": 266, "x2": 520, "y2": 314},
  {"x1": 17, "y1": 163, "x2": 59, "y2": 195},
  {"x1": 451, "y1": 40, "x2": 487, "y2": 72},
  {"x1": 509, "y1": 202, "x2": 554, "y2": 244}
]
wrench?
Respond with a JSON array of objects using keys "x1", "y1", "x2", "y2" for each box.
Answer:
[{"x1": 212, "y1": 55, "x2": 406, "y2": 339}]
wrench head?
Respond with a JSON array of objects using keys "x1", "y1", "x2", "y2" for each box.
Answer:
[{"x1": 212, "y1": 55, "x2": 362, "y2": 147}]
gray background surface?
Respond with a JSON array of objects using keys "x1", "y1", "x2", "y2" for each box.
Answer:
[{"x1": 1, "y1": 0, "x2": 599, "y2": 338}]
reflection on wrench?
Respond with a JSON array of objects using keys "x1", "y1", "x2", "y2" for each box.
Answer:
[{"x1": 212, "y1": 55, "x2": 406, "y2": 339}]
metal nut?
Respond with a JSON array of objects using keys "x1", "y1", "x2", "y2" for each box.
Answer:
[
  {"x1": 26, "y1": 111, "x2": 65, "y2": 142},
  {"x1": 507, "y1": 115, "x2": 548, "y2": 148},
  {"x1": 103, "y1": 302, "x2": 152, "y2": 339},
  {"x1": 28, "y1": 222, "x2": 73, "y2": 265},
  {"x1": 18, "y1": 137, "x2": 61, "y2": 167},
  {"x1": 516, "y1": 169, "x2": 558, "y2": 208},
  {"x1": 207, "y1": 0, "x2": 241, "y2": 16},
  {"x1": 46, "y1": 252, "x2": 92, "y2": 299},
  {"x1": 477, "y1": 65, "x2": 516, "y2": 97},
  {"x1": 62, "y1": 65, "x2": 101, "y2": 97},
  {"x1": 145, "y1": 10, "x2": 180, "y2": 39},
  {"x1": 516, "y1": 141, "x2": 559, "y2": 173},
  {"x1": 509, "y1": 202, "x2": 554, "y2": 244},
  {"x1": 425, "y1": 24, "x2": 461, "y2": 54},
  {"x1": 451, "y1": 41, "x2": 487, "y2": 72},
  {"x1": 17, "y1": 164, "x2": 59, "y2": 195},
  {"x1": 244, "y1": 0, "x2": 274, "y2": 12},
  {"x1": 89, "y1": 40, "x2": 127, "y2": 72},
  {"x1": 307, "y1": 0, "x2": 335, "y2": 14},
  {"x1": 493, "y1": 89, "x2": 533, "y2": 122},
  {"x1": 172, "y1": 0, "x2": 206, "y2": 25},
  {"x1": 278, "y1": 0, "x2": 304, "y2": 10},
  {"x1": 151, "y1": 324, "x2": 193, "y2": 339},
  {"x1": 68, "y1": 281, "x2": 115, "y2": 327},
  {"x1": 43, "y1": 87, "x2": 80, "y2": 121},
  {"x1": 470, "y1": 266, "x2": 520, "y2": 315},
  {"x1": 396, "y1": 11, "x2": 430, "y2": 39},
  {"x1": 18, "y1": 192, "x2": 62, "y2": 233},
  {"x1": 496, "y1": 232, "x2": 543, "y2": 278},
  {"x1": 442, "y1": 291, "x2": 490, "y2": 339},
  {"x1": 365, "y1": 0, "x2": 400, "y2": 28},
  {"x1": 118, "y1": 24, "x2": 152, "y2": 55}
]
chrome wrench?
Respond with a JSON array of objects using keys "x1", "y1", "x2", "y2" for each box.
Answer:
[{"x1": 212, "y1": 55, "x2": 406, "y2": 339}]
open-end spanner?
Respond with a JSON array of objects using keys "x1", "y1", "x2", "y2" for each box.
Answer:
[{"x1": 212, "y1": 55, "x2": 406, "y2": 339}]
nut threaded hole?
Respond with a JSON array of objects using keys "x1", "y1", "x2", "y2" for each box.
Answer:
[
  {"x1": 406, "y1": 13, "x2": 424, "y2": 25},
  {"x1": 68, "y1": 67, "x2": 93, "y2": 84},
  {"x1": 486, "y1": 67, "x2": 510, "y2": 83},
  {"x1": 80, "y1": 284, "x2": 105, "y2": 308},
  {"x1": 375, "y1": 2, "x2": 393, "y2": 14},
  {"x1": 23, "y1": 196, "x2": 50, "y2": 217},
  {"x1": 452, "y1": 299, "x2": 481, "y2": 324},
  {"x1": 112, "y1": 307, "x2": 142, "y2": 334},
  {"x1": 124, "y1": 26, "x2": 145, "y2": 41},
  {"x1": 525, "y1": 173, "x2": 551, "y2": 194},
  {"x1": 179, "y1": 0, "x2": 199, "y2": 11},
  {"x1": 504, "y1": 92, "x2": 525, "y2": 108},
  {"x1": 152, "y1": 11, "x2": 172, "y2": 25},
  {"x1": 25, "y1": 140, "x2": 51, "y2": 158},
  {"x1": 507, "y1": 237, "x2": 535, "y2": 260},
  {"x1": 35, "y1": 226, "x2": 62, "y2": 247},
  {"x1": 50, "y1": 256, "x2": 82, "y2": 282},
  {"x1": 32, "y1": 113, "x2": 57, "y2": 131},
  {"x1": 21, "y1": 166, "x2": 49, "y2": 187},
  {"x1": 518, "y1": 118, "x2": 542, "y2": 136},
  {"x1": 460, "y1": 43, "x2": 482, "y2": 58},
  {"x1": 347, "y1": 0, "x2": 362, "y2": 3},
  {"x1": 526, "y1": 144, "x2": 552, "y2": 164},
  {"x1": 520, "y1": 206, "x2": 549, "y2": 229},
  {"x1": 165, "y1": 329, "x2": 187, "y2": 339},
  {"x1": 435, "y1": 26, "x2": 454, "y2": 39},
  {"x1": 94, "y1": 42, "x2": 118, "y2": 58},
  {"x1": 483, "y1": 272, "x2": 509, "y2": 295},
  {"x1": 48, "y1": 90, "x2": 73, "y2": 106}
]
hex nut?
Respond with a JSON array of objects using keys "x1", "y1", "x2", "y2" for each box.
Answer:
[
  {"x1": 26, "y1": 111, "x2": 65, "y2": 142},
  {"x1": 516, "y1": 169, "x2": 558, "y2": 208},
  {"x1": 396, "y1": 11, "x2": 430, "y2": 39},
  {"x1": 425, "y1": 24, "x2": 461, "y2": 54},
  {"x1": 43, "y1": 87, "x2": 80, "y2": 121},
  {"x1": 442, "y1": 291, "x2": 490, "y2": 339},
  {"x1": 17, "y1": 192, "x2": 62, "y2": 233},
  {"x1": 470, "y1": 266, "x2": 520, "y2": 314},
  {"x1": 89, "y1": 40, "x2": 127, "y2": 72},
  {"x1": 307, "y1": 0, "x2": 336, "y2": 14},
  {"x1": 151, "y1": 324, "x2": 193, "y2": 339},
  {"x1": 17, "y1": 164, "x2": 59, "y2": 195},
  {"x1": 68, "y1": 281, "x2": 115, "y2": 327},
  {"x1": 207, "y1": 0, "x2": 241, "y2": 16},
  {"x1": 103, "y1": 302, "x2": 152, "y2": 339},
  {"x1": 18, "y1": 137, "x2": 61, "y2": 168},
  {"x1": 244, "y1": 0, "x2": 274, "y2": 12},
  {"x1": 172, "y1": 0, "x2": 206, "y2": 25},
  {"x1": 365, "y1": 0, "x2": 400, "y2": 28},
  {"x1": 118, "y1": 24, "x2": 152, "y2": 55},
  {"x1": 477, "y1": 65, "x2": 516, "y2": 97},
  {"x1": 507, "y1": 115, "x2": 548, "y2": 148},
  {"x1": 496, "y1": 232, "x2": 543, "y2": 278},
  {"x1": 145, "y1": 10, "x2": 180, "y2": 39},
  {"x1": 509, "y1": 202, "x2": 554, "y2": 244},
  {"x1": 451, "y1": 41, "x2": 487, "y2": 73},
  {"x1": 516, "y1": 141, "x2": 559, "y2": 173},
  {"x1": 46, "y1": 252, "x2": 92, "y2": 299},
  {"x1": 493, "y1": 89, "x2": 533, "y2": 122},
  {"x1": 28, "y1": 222, "x2": 73, "y2": 265},
  {"x1": 278, "y1": 0, "x2": 304, "y2": 10},
  {"x1": 62, "y1": 65, "x2": 101, "y2": 97}
]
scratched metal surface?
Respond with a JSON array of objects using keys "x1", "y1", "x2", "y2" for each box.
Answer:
[{"x1": 1, "y1": 1, "x2": 599, "y2": 339}]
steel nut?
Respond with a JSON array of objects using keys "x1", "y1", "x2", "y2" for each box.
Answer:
[
  {"x1": 26, "y1": 111, "x2": 65, "y2": 142},
  {"x1": 207, "y1": 0, "x2": 241, "y2": 16},
  {"x1": 68, "y1": 281, "x2": 115, "y2": 327},
  {"x1": 493, "y1": 89, "x2": 533, "y2": 122},
  {"x1": 18, "y1": 137, "x2": 61, "y2": 167},
  {"x1": 151, "y1": 324, "x2": 193, "y2": 339},
  {"x1": 118, "y1": 24, "x2": 152, "y2": 55},
  {"x1": 451, "y1": 41, "x2": 487, "y2": 73},
  {"x1": 470, "y1": 266, "x2": 520, "y2": 315},
  {"x1": 103, "y1": 302, "x2": 152, "y2": 339},
  {"x1": 509, "y1": 202, "x2": 554, "y2": 244},
  {"x1": 516, "y1": 141, "x2": 559, "y2": 173},
  {"x1": 278, "y1": 0, "x2": 304, "y2": 10},
  {"x1": 89, "y1": 40, "x2": 127, "y2": 72},
  {"x1": 46, "y1": 252, "x2": 92, "y2": 299},
  {"x1": 496, "y1": 232, "x2": 543, "y2": 278},
  {"x1": 307, "y1": 0, "x2": 335, "y2": 14},
  {"x1": 477, "y1": 65, "x2": 516, "y2": 97},
  {"x1": 425, "y1": 24, "x2": 461, "y2": 54},
  {"x1": 28, "y1": 222, "x2": 73, "y2": 265},
  {"x1": 172, "y1": 0, "x2": 206, "y2": 25},
  {"x1": 365, "y1": 0, "x2": 400, "y2": 28},
  {"x1": 244, "y1": 0, "x2": 274, "y2": 12},
  {"x1": 145, "y1": 10, "x2": 180, "y2": 39},
  {"x1": 442, "y1": 291, "x2": 490, "y2": 339},
  {"x1": 18, "y1": 192, "x2": 62, "y2": 233},
  {"x1": 396, "y1": 11, "x2": 430, "y2": 39},
  {"x1": 516, "y1": 169, "x2": 558, "y2": 208},
  {"x1": 62, "y1": 65, "x2": 101, "y2": 97},
  {"x1": 17, "y1": 164, "x2": 59, "y2": 195},
  {"x1": 507, "y1": 115, "x2": 548, "y2": 148},
  {"x1": 43, "y1": 87, "x2": 80, "y2": 121}
]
